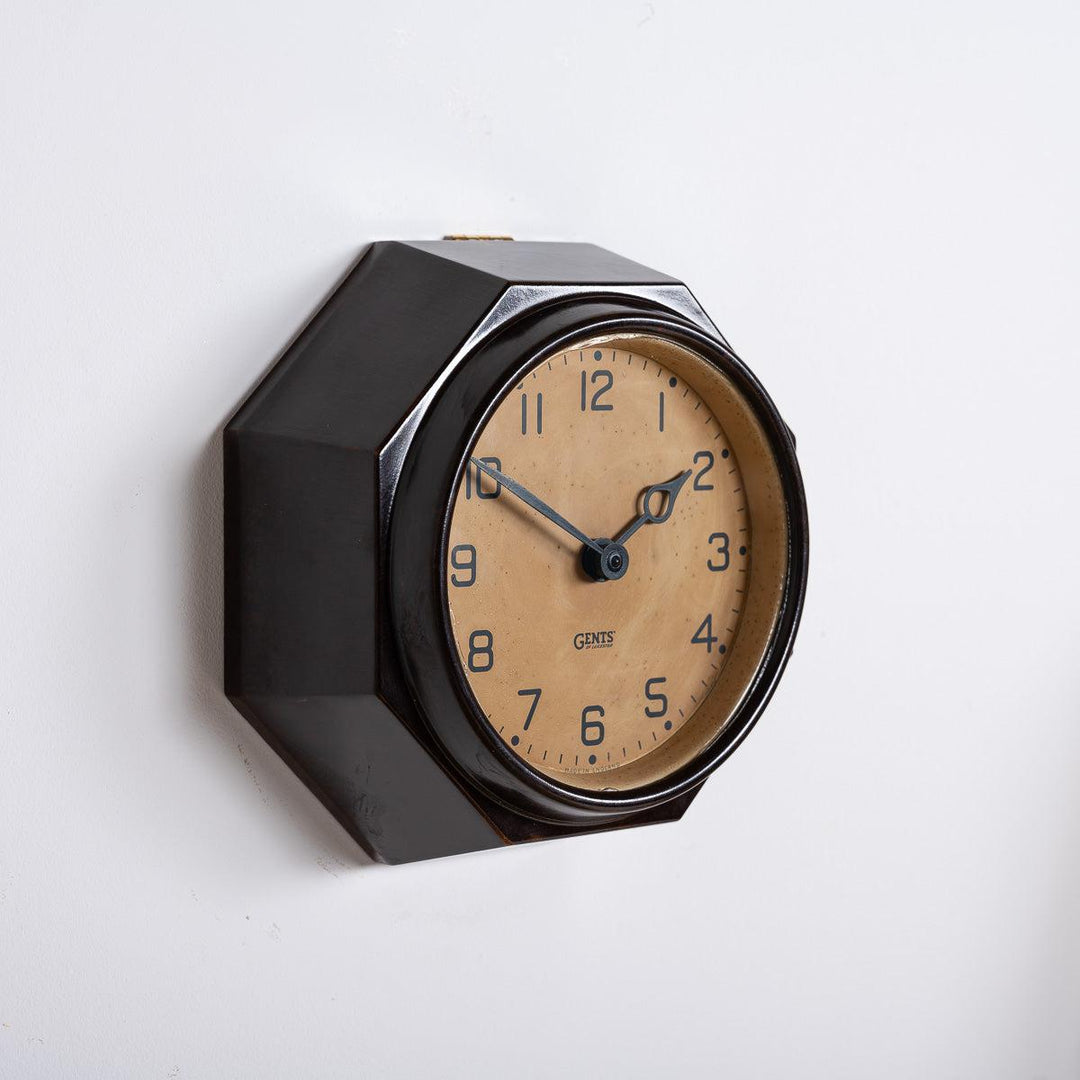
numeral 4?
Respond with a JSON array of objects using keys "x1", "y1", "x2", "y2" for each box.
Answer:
[{"x1": 691, "y1": 614, "x2": 718, "y2": 653}]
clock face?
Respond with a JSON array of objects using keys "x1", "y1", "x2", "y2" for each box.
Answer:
[{"x1": 444, "y1": 332, "x2": 788, "y2": 793}]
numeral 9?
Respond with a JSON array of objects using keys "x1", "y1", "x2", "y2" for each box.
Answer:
[{"x1": 449, "y1": 544, "x2": 476, "y2": 587}]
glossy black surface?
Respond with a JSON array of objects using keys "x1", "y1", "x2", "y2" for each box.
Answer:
[{"x1": 225, "y1": 239, "x2": 808, "y2": 863}]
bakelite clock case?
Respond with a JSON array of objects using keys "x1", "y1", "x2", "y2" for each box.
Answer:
[{"x1": 224, "y1": 240, "x2": 808, "y2": 864}]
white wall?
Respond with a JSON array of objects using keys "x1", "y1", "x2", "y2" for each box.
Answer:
[{"x1": 3, "y1": 2, "x2": 1079, "y2": 1077}]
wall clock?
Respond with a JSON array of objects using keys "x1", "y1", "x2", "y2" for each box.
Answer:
[{"x1": 225, "y1": 239, "x2": 808, "y2": 864}]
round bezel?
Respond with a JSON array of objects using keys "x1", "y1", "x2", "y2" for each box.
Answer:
[{"x1": 386, "y1": 297, "x2": 807, "y2": 825}]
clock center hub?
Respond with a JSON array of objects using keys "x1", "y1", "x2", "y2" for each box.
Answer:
[{"x1": 581, "y1": 538, "x2": 630, "y2": 582}]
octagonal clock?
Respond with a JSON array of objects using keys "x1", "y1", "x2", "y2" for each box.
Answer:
[{"x1": 225, "y1": 239, "x2": 808, "y2": 864}]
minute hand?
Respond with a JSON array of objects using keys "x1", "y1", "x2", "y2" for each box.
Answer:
[
  {"x1": 470, "y1": 458, "x2": 604, "y2": 554},
  {"x1": 615, "y1": 469, "x2": 693, "y2": 545}
]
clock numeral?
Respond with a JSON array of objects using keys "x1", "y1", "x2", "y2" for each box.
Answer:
[
  {"x1": 707, "y1": 532, "x2": 730, "y2": 572},
  {"x1": 465, "y1": 456, "x2": 501, "y2": 500},
  {"x1": 691, "y1": 613, "x2": 719, "y2": 653},
  {"x1": 658, "y1": 390, "x2": 665, "y2": 432},
  {"x1": 692, "y1": 450, "x2": 714, "y2": 491},
  {"x1": 467, "y1": 629, "x2": 494, "y2": 672},
  {"x1": 520, "y1": 392, "x2": 543, "y2": 436},
  {"x1": 580, "y1": 704, "x2": 605, "y2": 746},
  {"x1": 644, "y1": 677, "x2": 668, "y2": 718},
  {"x1": 517, "y1": 687, "x2": 542, "y2": 730},
  {"x1": 580, "y1": 369, "x2": 614, "y2": 412},
  {"x1": 449, "y1": 544, "x2": 476, "y2": 587}
]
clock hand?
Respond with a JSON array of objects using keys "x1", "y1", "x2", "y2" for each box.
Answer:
[
  {"x1": 470, "y1": 457, "x2": 605, "y2": 555},
  {"x1": 615, "y1": 469, "x2": 693, "y2": 545}
]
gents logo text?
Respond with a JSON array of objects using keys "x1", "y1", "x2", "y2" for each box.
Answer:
[{"x1": 573, "y1": 630, "x2": 615, "y2": 651}]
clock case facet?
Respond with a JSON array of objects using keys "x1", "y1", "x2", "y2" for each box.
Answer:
[{"x1": 224, "y1": 240, "x2": 808, "y2": 864}]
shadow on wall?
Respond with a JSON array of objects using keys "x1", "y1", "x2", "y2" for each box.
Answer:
[{"x1": 182, "y1": 266, "x2": 378, "y2": 871}]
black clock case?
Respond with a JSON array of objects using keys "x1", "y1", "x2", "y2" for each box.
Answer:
[{"x1": 224, "y1": 240, "x2": 808, "y2": 864}]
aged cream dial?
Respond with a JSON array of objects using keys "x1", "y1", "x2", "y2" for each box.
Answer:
[{"x1": 445, "y1": 332, "x2": 786, "y2": 793}]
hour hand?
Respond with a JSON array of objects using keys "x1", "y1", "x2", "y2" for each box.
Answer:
[
  {"x1": 615, "y1": 469, "x2": 693, "y2": 545},
  {"x1": 470, "y1": 458, "x2": 603, "y2": 554}
]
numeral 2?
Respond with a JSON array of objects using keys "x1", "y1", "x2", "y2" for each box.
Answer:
[{"x1": 692, "y1": 451, "x2": 714, "y2": 491}]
